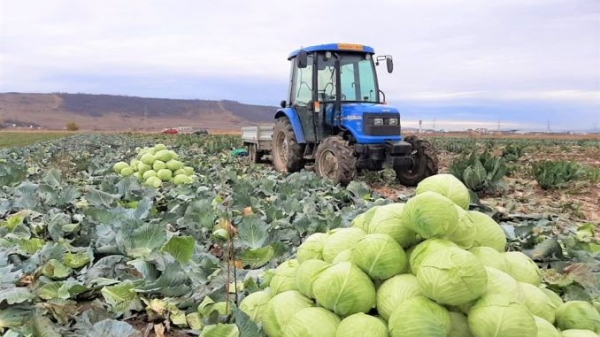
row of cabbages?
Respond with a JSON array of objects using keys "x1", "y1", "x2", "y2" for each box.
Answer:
[
  {"x1": 239, "y1": 174, "x2": 600, "y2": 337},
  {"x1": 113, "y1": 143, "x2": 197, "y2": 187}
]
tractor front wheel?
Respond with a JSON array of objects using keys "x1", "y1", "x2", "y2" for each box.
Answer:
[
  {"x1": 272, "y1": 117, "x2": 305, "y2": 173},
  {"x1": 395, "y1": 135, "x2": 439, "y2": 186},
  {"x1": 314, "y1": 136, "x2": 356, "y2": 186}
]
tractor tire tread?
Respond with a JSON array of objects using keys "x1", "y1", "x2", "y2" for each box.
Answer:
[
  {"x1": 396, "y1": 135, "x2": 439, "y2": 186},
  {"x1": 314, "y1": 136, "x2": 356, "y2": 186},
  {"x1": 272, "y1": 117, "x2": 304, "y2": 173}
]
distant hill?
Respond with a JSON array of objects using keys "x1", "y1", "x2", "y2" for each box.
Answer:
[{"x1": 0, "y1": 93, "x2": 277, "y2": 131}]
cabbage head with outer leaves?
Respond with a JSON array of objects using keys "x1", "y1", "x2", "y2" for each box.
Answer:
[
  {"x1": 468, "y1": 211, "x2": 507, "y2": 252},
  {"x1": 533, "y1": 315, "x2": 561, "y2": 337},
  {"x1": 351, "y1": 206, "x2": 380, "y2": 232},
  {"x1": 297, "y1": 233, "x2": 328, "y2": 263},
  {"x1": 555, "y1": 300, "x2": 600, "y2": 333},
  {"x1": 239, "y1": 290, "x2": 271, "y2": 323},
  {"x1": 269, "y1": 259, "x2": 300, "y2": 295},
  {"x1": 415, "y1": 173, "x2": 471, "y2": 209},
  {"x1": 282, "y1": 307, "x2": 340, "y2": 337},
  {"x1": 311, "y1": 262, "x2": 376, "y2": 317},
  {"x1": 468, "y1": 294, "x2": 537, "y2": 337},
  {"x1": 443, "y1": 205, "x2": 476, "y2": 248},
  {"x1": 468, "y1": 246, "x2": 509, "y2": 273},
  {"x1": 336, "y1": 313, "x2": 389, "y2": 337},
  {"x1": 503, "y1": 251, "x2": 542, "y2": 286},
  {"x1": 376, "y1": 274, "x2": 423, "y2": 321},
  {"x1": 350, "y1": 233, "x2": 407, "y2": 280},
  {"x1": 367, "y1": 203, "x2": 418, "y2": 248},
  {"x1": 262, "y1": 290, "x2": 313, "y2": 337},
  {"x1": 322, "y1": 227, "x2": 366, "y2": 263},
  {"x1": 403, "y1": 191, "x2": 459, "y2": 239},
  {"x1": 295, "y1": 259, "x2": 329, "y2": 299},
  {"x1": 408, "y1": 239, "x2": 458, "y2": 276},
  {"x1": 417, "y1": 247, "x2": 488, "y2": 306},
  {"x1": 541, "y1": 287, "x2": 564, "y2": 309},
  {"x1": 519, "y1": 282, "x2": 558, "y2": 324},
  {"x1": 388, "y1": 296, "x2": 451, "y2": 337}
]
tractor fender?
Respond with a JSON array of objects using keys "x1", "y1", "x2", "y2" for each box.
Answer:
[{"x1": 274, "y1": 108, "x2": 305, "y2": 144}]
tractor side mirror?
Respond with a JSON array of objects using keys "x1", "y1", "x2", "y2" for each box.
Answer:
[
  {"x1": 386, "y1": 57, "x2": 393, "y2": 73},
  {"x1": 297, "y1": 51, "x2": 308, "y2": 68},
  {"x1": 280, "y1": 100, "x2": 287, "y2": 108}
]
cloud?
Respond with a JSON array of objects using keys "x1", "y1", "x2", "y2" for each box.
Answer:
[{"x1": 0, "y1": 0, "x2": 598, "y2": 129}]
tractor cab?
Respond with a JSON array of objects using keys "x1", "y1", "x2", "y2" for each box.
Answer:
[
  {"x1": 270, "y1": 43, "x2": 438, "y2": 186},
  {"x1": 281, "y1": 43, "x2": 400, "y2": 146}
]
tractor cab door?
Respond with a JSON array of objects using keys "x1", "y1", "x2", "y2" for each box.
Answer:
[{"x1": 290, "y1": 53, "x2": 317, "y2": 143}]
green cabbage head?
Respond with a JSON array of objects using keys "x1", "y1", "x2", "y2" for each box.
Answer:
[
  {"x1": 269, "y1": 259, "x2": 300, "y2": 295},
  {"x1": 417, "y1": 247, "x2": 488, "y2": 306},
  {"x1": 443, "y1": 205, "x2": 476, "y2": 248},
  {"x1": 367, "y1": 203, "x2": 418, "y2": 248},
  {"x1": 408, "y1": 239, "x2": 458, "y2": 275},
  {"x1": 468, "y1": 211, "x2": 507, "y2": 252},
  {"x1": 322, "y1": 228, "x2": 366, "y2": 262},
  {"x1": 519, "y1": 282, "x2": 558, "y2": 324},
  {"x1": 282, "y1": 307, "x2": 340, "y2": 337},
  {"x1": 336, "y1": 313, "x2": 389, "y2": 337},
  {"x1": 403, "y1": 191, "x2": 459, "y2": 239},
  {"x1": 541, "y1": 287, "x2": 564, "y2": 309},
  {"x1": 239, "y1": 290, "x2": 271, "y2": 323},
  {"x1": 555, "y1": 300, "x2": 600, "y2": 333},
  {"x1": 376, "y1": 274, "x2": 422, "y2": 321},
  {"x1": 350, "y1": 233, "x2": 407, "y2": 280},
  {"x1": 469, "y1": 246, "x2": 509, "y2": 273},
  {"x1": 295, "y1": 259, "x2": 329, "y2": 299},
  {"x1": 533, "y1": 316, "x2": 561, "y2": 337},
  {"x1": 448, "y1": 312, "x2": 473, "y2": 337},
  {"x1": 332, "y1": 249, "x2": 352, "y2": 263},
  {"x1": 468, "y1": 294, "x2": 537, "y2": 337},
  {"x1": 351, "y1": 211, "x2": 368, "y2": 231},
  {"x1": 312, "y1": 262, "x2": 376, "y2": 317},
  {"x1": 388, "y1": 296, "x2": 451, "y2": 337},
  {"x1": 503, "y1": 251, "x2": 542, "y2": 286},
  {"x1": 351, "y1": 206, "x2": 380, "y2": 232},
  {"x1": 561, "y1": 329, "x2": 600, "y2": 337},
  {"x1": 297, "y1": 233, "x2": 328, "y2": 263},
  {"x1": 416, "y1": 173, "x2": 471, "y2": 209},
  {"x1": 482, "y1": 267, "x2": 525, "y2": 302},
  {"x1": 262, "y1": 290, "x2": 313, "y2": 337}
]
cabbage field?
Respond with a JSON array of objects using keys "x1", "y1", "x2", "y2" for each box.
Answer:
[{"x1": 0, "y1": 133, "x2": 599, "y2": 337}]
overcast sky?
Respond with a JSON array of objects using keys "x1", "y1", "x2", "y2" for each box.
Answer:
[{"x1": 1, "y1": 0, "x2": 599, "y2": 130}]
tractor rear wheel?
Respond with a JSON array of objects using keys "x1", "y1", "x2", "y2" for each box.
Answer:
[
  {"x1": 272, "y1": 117, "x2": 305, "y2": 173},
  {"x1": 314, "y1": 136, "x2": 356, "y2": 186},
  {"x1": 395, "y1": 135, "x2": 439, "y2": 186}
]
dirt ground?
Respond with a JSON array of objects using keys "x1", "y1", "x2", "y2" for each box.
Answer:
[{"x1": 371, "y1": 145, "x2": 600, "y2": 224}]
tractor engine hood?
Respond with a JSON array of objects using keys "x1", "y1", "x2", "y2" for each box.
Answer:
[
  {"x1": 339, "y1": 103, "x2": 400, "y2": 121},
  {"x1": 325, "y1": 102, "x2": 403, "y2": 144}
]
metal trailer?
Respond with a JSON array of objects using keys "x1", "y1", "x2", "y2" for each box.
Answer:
[{"x1": 241, "y1": 125, "x2": 274, "y2": 163}]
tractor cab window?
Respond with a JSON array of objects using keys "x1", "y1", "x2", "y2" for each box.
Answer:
[
  {"x1": 293, "y1": 54, "x2": 314, "y2": 107},
  {"x1": 316, "y1": 52, "x2": 378, "y2": 103}
]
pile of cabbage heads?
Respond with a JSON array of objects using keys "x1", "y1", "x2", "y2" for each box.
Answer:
[
  {"x1": 239, "y1": 174, "x2": 600, "y2": 337},
  {"x1": 112, "y1": 143, "x2": 197, "y2": 187}
]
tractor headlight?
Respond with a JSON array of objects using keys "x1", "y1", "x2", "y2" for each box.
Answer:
[
  {"x1": 389, "y1": 118, "x2": 398, "y2": 125},
  {"x1": 374, "y1": 118, "x2": 384, "y2": 125}
]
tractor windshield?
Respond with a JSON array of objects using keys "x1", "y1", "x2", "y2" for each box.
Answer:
[{"x1": 316, "y1": 53, "x2": 379, "y2": 103}]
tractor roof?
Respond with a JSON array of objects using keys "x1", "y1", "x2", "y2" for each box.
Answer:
[{"x1": 288, "y1": 43, "x2": 375, "y2": 59}]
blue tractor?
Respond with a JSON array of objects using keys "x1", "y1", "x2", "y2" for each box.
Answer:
[{"x1": 242, "y1": 43, "x2": 439, "y2": 186}]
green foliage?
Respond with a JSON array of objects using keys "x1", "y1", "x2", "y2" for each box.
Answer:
[
  {"x1": 0, "y1": 133, "x2": 382, "y2": 336},
  {"x1": 532, "y1": 160, "x2": 584, "y2": 190},
  {"x1": 449, "y1": 150, "x2": 507, "y2": 193}
]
